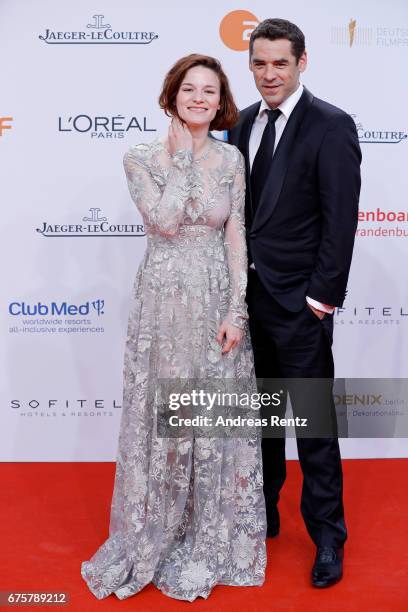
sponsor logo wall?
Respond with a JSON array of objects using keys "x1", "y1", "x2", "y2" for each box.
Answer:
[{"x1": 1, "y1": 1, "x2": 407, "y2": 461}]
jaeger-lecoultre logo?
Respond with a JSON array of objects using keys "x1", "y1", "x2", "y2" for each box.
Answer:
[{"x1": 39, "y1": 14, "x2": 159, "y2": 45}]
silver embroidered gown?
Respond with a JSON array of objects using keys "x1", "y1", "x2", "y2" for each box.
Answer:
[{"x1": 81, "y1": 137, "x2": 267, "y2": 602}]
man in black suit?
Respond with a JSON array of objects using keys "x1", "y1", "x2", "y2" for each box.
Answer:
[{"x1": 228, "y1": 18, "x2": 361, "y2": 588}]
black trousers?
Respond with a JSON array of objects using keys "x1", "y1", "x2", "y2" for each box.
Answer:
[{"x1": 247, "y1": 268, "x2": 347, "y2": 548}]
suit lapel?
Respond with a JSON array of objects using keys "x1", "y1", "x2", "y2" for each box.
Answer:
[{"x1": 251, "y1": 87, "x2": 314, "y2": 233}]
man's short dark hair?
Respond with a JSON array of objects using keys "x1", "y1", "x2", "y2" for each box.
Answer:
[{"x1": 249, "y1": 18, "x2": 305, "y2": 63}]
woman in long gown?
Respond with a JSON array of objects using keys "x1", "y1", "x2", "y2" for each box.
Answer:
[{"x1": 81, "y1": 54, "x2": 267, "y2": 602}]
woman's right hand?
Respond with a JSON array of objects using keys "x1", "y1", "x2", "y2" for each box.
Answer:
[
  {"x1": 168, "y1": 118, "x2": 193, "y2": 156},
  {"x1": 216, "y1": 319, "x2": 244, "y2": 354}
]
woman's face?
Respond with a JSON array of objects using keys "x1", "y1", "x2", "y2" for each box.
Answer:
[{"x1": 175, "y1": 66, "x2": 221, "y2": 128}]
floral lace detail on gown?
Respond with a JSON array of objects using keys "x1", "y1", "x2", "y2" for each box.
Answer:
[{"x1": 80, "y1": 137, "x2": 267, "y2": 602}]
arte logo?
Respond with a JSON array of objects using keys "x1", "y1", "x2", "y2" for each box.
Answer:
[
  {"x1": 36, "y1": 207, "x2": 145, "y2": 237},
  {"x1": 0, "y1": 116, "x2": 13, "y2": 137},
  {"x1": 352, "y1": 115, "x2": 407, "y2": 144},
  {"x1": 9, "y1": 299, "x2": 105, "y2": 316},
  {"x1": 39, "y1": 14, "x2": 158, "y2": 45},
  {"x1": 331, "y1": 19, "x2": 408, "y2": 47},
  {"x1": 219, "y1": 10, "x2": 259, "y2": 51},
  {"x1": 58, "y1": 114, "x2": 156, "y2": 139}
]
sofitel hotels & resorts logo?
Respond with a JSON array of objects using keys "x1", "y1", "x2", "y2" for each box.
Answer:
[
  {"x1": 10, "y1": 397, "x2": 122, "y2": 418},
  {"x1": 36, "y1": 208, "x2": 145, "y2": 238},
  {"x1": 39, "y1": 14, "x2": 158, "y2": 45},
  {"x1": 335, "y1": 305, "x2": 407, "y2": 326}
]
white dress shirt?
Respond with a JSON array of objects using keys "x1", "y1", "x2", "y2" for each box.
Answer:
[
  {"x1": 248, "y1": 83, "x2": 334, "y2": 315},
  {"x1": 249, "y1": 82, "x2": 304, "y2": 168}
]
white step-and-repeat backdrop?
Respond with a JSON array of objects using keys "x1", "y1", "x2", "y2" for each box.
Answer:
[{"x1": 1, "y1": 0, "x2": 407, "y2": 460}]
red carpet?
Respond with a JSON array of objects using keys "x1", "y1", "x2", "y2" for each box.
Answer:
[{"x1": 1, "y1": 459, "x2": 407, "y2": 611}]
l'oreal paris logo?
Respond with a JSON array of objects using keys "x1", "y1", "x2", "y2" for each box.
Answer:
[{"x1": 58, "y1": 114, "x2": 156, "y2": 138}]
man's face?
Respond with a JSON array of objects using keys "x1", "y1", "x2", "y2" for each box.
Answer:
[{"x1": 249, "y1": 37, "x2": 307, "y2": 108}]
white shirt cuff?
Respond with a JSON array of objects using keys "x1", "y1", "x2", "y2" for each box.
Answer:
[{"x1": 306, "y1": 296, "x2": 335, "y2": 314}]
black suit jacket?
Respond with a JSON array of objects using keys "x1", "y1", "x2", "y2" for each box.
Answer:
[{"x1": 228, "y1": 87, "x2": 362, "y2": 311}]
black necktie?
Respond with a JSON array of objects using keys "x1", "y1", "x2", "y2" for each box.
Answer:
[{"x1": 250, "y1": 108, "x2": 281, "y2": 213}]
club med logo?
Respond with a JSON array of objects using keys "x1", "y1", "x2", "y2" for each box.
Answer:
[
  {"x1": 0, "y1": 116, "x2": 13, "y2": 136},
  {"x1": 331, "y1": 19, "x2": 408, "y2": 48},
  {"x1": 352, "y1": 115, "x2": 407, "y2": 144},
  {"x1": 39, "y1": 14, "x2": 158, "y2": 45},
  {"x1": 9, "y1": 299, "x2": 105, "y2": 317},
  {"x1": 8, "y1": 298, "x2": 106, "y2": 335},
  {"x1": 219, "y1": 10, "x2": 259, "y2": 51},
  {"x1": 36, "y1": 207, "x2": 145, "y2": 238},
  {"x1": 58, "y1": 114, "x2": 156, "y2": 139},
  {"x1": 357, "y1": 209, "x2": 408, "y2": 238}
]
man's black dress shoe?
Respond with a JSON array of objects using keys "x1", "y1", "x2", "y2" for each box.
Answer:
[{"x1": 311, "y1": 546, "x2": 344, "y2": 588}]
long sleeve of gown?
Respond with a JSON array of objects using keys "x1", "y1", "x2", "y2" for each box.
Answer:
[
  {"x1": 224, "y1": 150, "x2": 249, "y2": 330},
  {"x1": 123, "y1": 144, "x2": 193, "y2": 237}
]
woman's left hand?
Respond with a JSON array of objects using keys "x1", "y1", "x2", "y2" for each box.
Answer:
[{"x1": 216, "y1": 320, "x2": 244, "y2": 354}]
